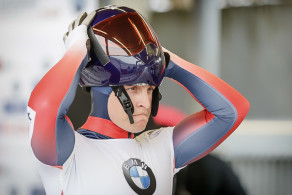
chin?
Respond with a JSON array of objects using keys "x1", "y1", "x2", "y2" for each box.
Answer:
[{"x1": 129, "y1": 120, "x2": 148, "y2": 134}]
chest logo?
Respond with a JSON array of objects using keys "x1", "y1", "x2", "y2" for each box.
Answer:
[
  {"x1": 147, "y1": 130, "x2": 161, "y2": 139},
  {"x1": 122, "y1": 158, "x2": 156, "y2": 194}
]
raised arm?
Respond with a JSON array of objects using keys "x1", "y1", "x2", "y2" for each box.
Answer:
[
  {"x1": 163, "y1": 49, "x2": 250, "y2": 168},
  {"x1": 27, "y1": 12, "x2": 95, "y2": 166}
]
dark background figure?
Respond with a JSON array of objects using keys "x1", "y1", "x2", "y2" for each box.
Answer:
[{"x1": 173, "y1": 154, "x2": 246, "y2": 195}]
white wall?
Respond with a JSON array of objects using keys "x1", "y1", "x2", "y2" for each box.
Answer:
[{"x1": 0, "y1": 0, "x2": 98, "y2": 194}]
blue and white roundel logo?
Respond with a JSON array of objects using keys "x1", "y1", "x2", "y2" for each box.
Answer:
[
  {"x1": 130, "y1": 165, "x2": 150, "y2": 189},
  {"x1": 123, "y1": 158, "x2": 156, "y2": 194}
]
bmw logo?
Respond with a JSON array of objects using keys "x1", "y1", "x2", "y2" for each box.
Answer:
[{"x1": 122, "y1": 158, "x2": 156, "y2": 194}]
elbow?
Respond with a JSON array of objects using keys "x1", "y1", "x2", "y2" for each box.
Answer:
[
  {"x1": 238, "y1": 97, "x2": 250, "y2": 121},
  {"x1": 29, "y1": 93, "x2": 58, "y2": 114},
  {"x1": 220, "y1": 93, "x2": 250, "y2": 125},
  {"x1": 224, "y1": 96, "x2": 250, "y2": 128},
  {"x1": 217, "y1": 108, "x2": 238, "y2": 127}
]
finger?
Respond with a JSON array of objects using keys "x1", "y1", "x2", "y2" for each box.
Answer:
[
  {"x1": 68, "y1": 20, "x2": 75, "y2": 32},
  {"x1": 74, "y1": 12, "x2": 87, "y2": 27},
  {"x1": 82, "y1": 11, "x2": 96, "y2": 26},
  {"x1": 63, "y1": 32, "x2": 69, "y2": 42}
]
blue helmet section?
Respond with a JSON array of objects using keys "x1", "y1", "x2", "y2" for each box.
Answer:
[{"x1": 79, "y1": 5, "x2": 165, "y2": 88}]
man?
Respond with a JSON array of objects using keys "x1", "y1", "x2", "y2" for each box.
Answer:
[{"x1": 27, "y1": 5, "x2": 249, "y2": 195}]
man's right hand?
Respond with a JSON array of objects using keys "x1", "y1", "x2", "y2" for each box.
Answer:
[{"x1": 63, "y1": 11, "x2": 96, "y2": 51}]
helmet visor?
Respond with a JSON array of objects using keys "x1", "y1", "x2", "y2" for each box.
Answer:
[{"x1": 92, "y1": 12, "x2": 160, "y2": 56}]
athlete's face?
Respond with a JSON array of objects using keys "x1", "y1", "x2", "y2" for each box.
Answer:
[{"x1": 108, "y1": 85, "x2": 155, "y2": 133}]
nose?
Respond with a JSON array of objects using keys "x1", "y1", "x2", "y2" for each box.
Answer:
[{"x1": 135, "y1": 89, "x2": 151, "y2": 110}]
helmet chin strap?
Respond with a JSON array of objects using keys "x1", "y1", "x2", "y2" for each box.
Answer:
[{"x1": 111, "y1": 86, "x2": 134, "y2": 124}]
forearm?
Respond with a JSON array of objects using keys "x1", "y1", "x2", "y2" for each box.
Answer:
[{"x1": 164, "y1": 48, "x2": 249, "y2": 167}]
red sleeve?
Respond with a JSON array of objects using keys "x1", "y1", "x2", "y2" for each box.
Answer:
[
  {"x1": 28, "y1": 42, "x2": 88, "y2": 166},
  {"x1": 163, "y1": 48, "x2": 250, "y2": 168}
]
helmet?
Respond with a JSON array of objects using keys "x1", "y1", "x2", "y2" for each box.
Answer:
[
  {"x1": 80, "y1": 5, "x2": 166, "y2": 124},
  {"x1": 80, "y1": 5, "x2": 166, "y2": 87}
]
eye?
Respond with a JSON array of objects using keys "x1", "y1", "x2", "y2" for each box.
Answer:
[
  {"x1": 126, "y1": 86, "x2": 137, "y2": 91},
  {"x1": 147, "y1": 86, "x2": 155, "y2": 92}
]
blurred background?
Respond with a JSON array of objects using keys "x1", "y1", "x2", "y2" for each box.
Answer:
[{"x1": 0, "y1": 0, "x2": 291, "y2": 194}]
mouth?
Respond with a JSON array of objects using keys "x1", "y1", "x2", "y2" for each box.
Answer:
[{"x1": 133, "y1": 113, "x2": 149, "y2": 118}]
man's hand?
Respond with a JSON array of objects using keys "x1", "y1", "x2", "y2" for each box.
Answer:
[{"x1": 63, "y1": 11, "x2": 96, "y2": 51}]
